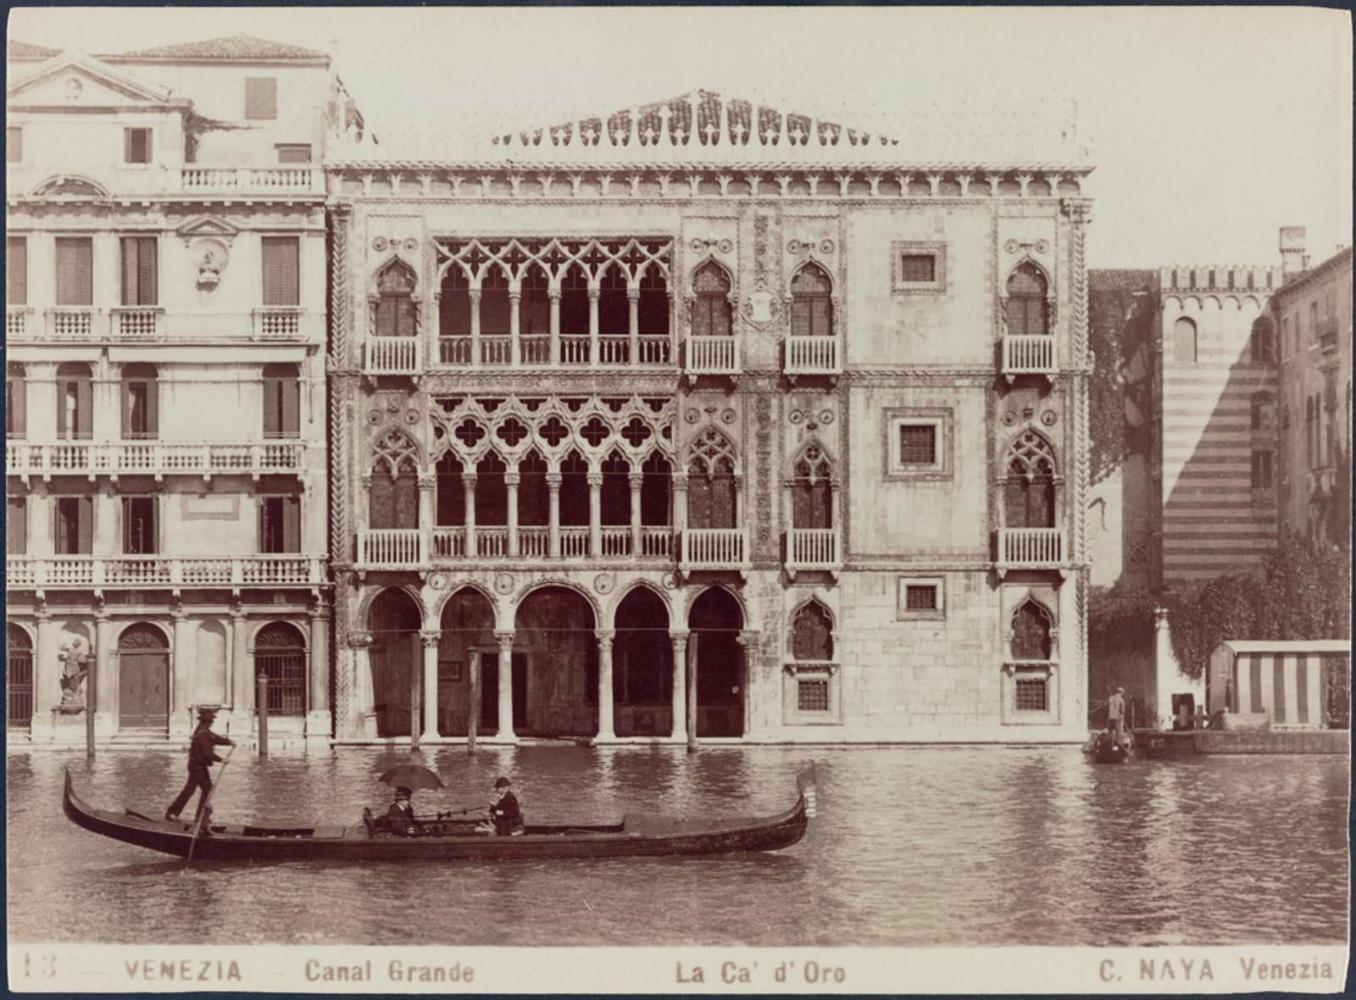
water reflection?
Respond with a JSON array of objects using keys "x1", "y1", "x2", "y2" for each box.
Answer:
[{"x1": 6, "y1": 746, "x2": 1348, "y2": 946}]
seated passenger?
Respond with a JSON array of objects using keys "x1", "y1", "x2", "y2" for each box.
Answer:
[
  {"x1": 386, "y1": 786, "x2": 417, "y2": 836},
  {"x1": 479, "y1": 776, "x2": 524, "y2": 836}
]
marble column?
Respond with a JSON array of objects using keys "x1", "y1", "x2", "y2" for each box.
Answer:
[
  {"x1": 509, "y1": 291, "x2": 522, "y2": 366},
  {"x1": 171, "y1": 606, "x2": 192, "y2": 728},
  {"x1": 495, "y1": 630, "x2": 515, "y2": 740},
  {"x1": 546, "y1": 472, "x2": 562, "y2": 559},
  {"x1": 587, "y1": 289, "x2": 600, "y2": 365},
  {"x1": 32, "y1": 608, "x2": 58, "y2": 736},
  {"x1": 307, "y1": 604, "x2": 331, "y2": 737},
  {"x1": 417, "y1": 474, "x2": 435, "y2": 563},
  {"x1": 587, "y1": 471, "x2": 603, "y2": 558},
  {"x1": 505, "y1": 472, "x2": 520, "y2": 557},
  {"x1": 548, "y1": 291, "x2": 561, "y2": 364},
  {"x1": 463, "y1": 473, "x2": 478, "y2": 558},
  {"x1": 468, "y1": 289, "x2": 482, "y2": 367},
  {"x1": 94, "y1": 607, "x2": 114, "y2": 732},
  {"x1": 349, "y1": 632, "x2": 374, "y2": 738},
  {"x1": 628, "y1": 472, "x2": 643, "y2": 558},
  {"x1": 669, "y1": 630, "x2": 688, "y2": 741},
  {"x1": 231, "y1": 606, "x2": 251, "y2": 717},
  {"x1": 420, "y1": 630, "x2": 440, "y2": 740},
  {"x1": 627, "y1": 288, "x2": 640, "y2": 367},
  {"x1": 596, "y1": 629, "x2": 615, "y2": 739}
]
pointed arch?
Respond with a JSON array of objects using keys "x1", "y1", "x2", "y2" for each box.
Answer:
[
  {"x1": 1003, "y1": 429, "x2": 1057, "y2": 529},
  {"x1": 790, "y1": 261, "x2": 834, "y2": 338},
  {"x1": 691, "y1": 259, "x2": 734, "y2": 339},
  {"x1": 687, "y1": 427, "x2": 738, "y2": 529},
  {"x1": 598, "y1": 262, "x2": 629, "y2": 337},
  {"x1": 1009, "y1": 598, "x2": 1054, "y2": 661},
  {"x1": 372, "y1": 256, "x2": 419, "y2": 339},
  {"x1": 789, "y1": 598, "x2": 835, "y2": 661},
  {"x1": 369, "y1": 428, "x2": 421, "y2": 477},
  {"x1": 1004, "y1": 260, "x2": 1051, "y2": 337}
]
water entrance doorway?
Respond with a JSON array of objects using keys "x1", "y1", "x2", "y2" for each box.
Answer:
[
  {"x1": 689, "y1": 588, "x2": 745, "y2": 737},
  {"x1": 513, "y1": 587, "x2": 597, "y2": 737}
]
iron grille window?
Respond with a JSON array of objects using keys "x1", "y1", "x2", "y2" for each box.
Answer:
[
  {"x1": 122, "y1": 496, "x2": 157, "y2": 554},
  {"x1": 7, "y1": 628, "x2": 33, "y2": 726},
  {"x1": 898, "y1": 253, "x2": 936, "y2": 283},
  {"x1": 1251, "y1": 450, "x2": 1273, "y2": 489},
  {"x1": 255, "y1": 624, "x2": 305, "y2": 716},
  {"x1": 905, "y1": 585, "x2": 938, "y2": 611},
  {"x1": 1015, "y1": 677, "x2": 1047, "y2": 712},
  {"x1": 797, "y1": 678, "x2": 830, "y2": 712},
  {"x1": 898, "y1": 424, "x2": 936, "y2": 466}
]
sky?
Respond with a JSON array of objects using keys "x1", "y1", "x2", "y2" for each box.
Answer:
[{"x1": 10, "y1": 6, "x2": 1353, "y2": 269}]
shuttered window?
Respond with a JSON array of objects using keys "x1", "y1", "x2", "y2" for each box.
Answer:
[
  {"x1": 245, "y1": 78, "x2": 278, "y2": 120},
  {"x1": 7, "y1": 237, "x2": 26, "y2": 304},
  {"x1": 259, "y1": 495, "x2": 301, "y2": 553},
  {"x1": 123, "y1": 127, "x2": 152, "y2": 164},
  {"x1": 120, "y1": 237, "x2": 158, "y2": 305},
  {"x1": 7, "y1": 497, "x2": 27, "y2": 555},
  {"x1": 261, "y1": 237, "x2": 300, "y2": 306},
  {"x1": 55, "y1": 367, "x2": 93, "y2": 439},
  {"x1": 6, "y1": 365, "x2": 26, "y2": 438},
  {"x1": 55, "y1": 238, "x2": 93, "y2": 305},
  {"x1": 54, "y1": 496, "x2": 93, "y2": 555},
  {"x1": 120, "y1": 369, "x2": 159, "y2": 439},
  {"x1": 122, "y1": 496, "x2": 157, "y2": 554},
  {"x1": 262, "y1": 364, "x2": 300, "y2": 438}
]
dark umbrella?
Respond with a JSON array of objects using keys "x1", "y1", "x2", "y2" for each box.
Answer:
[{"x1": 377, "y1": 764, "x2": 444, "y2": 792}]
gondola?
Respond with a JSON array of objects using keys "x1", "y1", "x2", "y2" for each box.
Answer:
[
  {"x1": 61, "y1": 768, "x2": 814, "y2": 862},
  {"x1": 1083, "y1": 732, "x2": 1130, "y2": 764}
]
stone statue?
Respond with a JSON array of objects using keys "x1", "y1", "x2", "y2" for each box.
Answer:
[{"x1": 57, "y1": 638, "x2": 90, "y2": 710}]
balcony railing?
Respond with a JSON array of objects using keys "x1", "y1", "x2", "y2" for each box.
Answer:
[
  {"x1": 785, "y1": 336, "x2": 841, "y2": 376},
  {"x1": 358, "y1": 528, "x2": 424, "y2": 567},
  {"x1": 7, "y1": 306, "x2": 32, "y2": 339},
  {"x1": 253, "y1": 307, "x2": 305, "y2": 341},
  {"x1": 1002, "y1": 335, "x2": 1056, "y2": 380},
  {"x1": 179, "y1": 165, "x2": 322, "y2": 195},
  {"x1": 7, "y1": 555, "x2": 323, "y2": 589},
  {"x1": 5, "y1": 441, "x2": 306, "y2": 479},
  {"x1": 431, "y1": 334, "x2": 675, "y2": 369},
  {"x1": 786, "y1": 528, "x2": 841, "y2": 575},
  {"x1": 109, "y1": 306, "x2": 163, "y2": 341},
  {"x1": 46, "y1": 307, "x2": 97, "y2": 340},
  {"x1": 680, "y1": 528, "x2": 749, "y2": 573},
  {"x1": 686, "y1": 336, "x2": 740, "y2": 375},
  {"x1": 365, "y1": 337, "x2": 421, "y2": 375},
  {"x1": 997, "y1": 527, "x2": 1064, "y2": 569},
  {"x1": 420, "y1": 525, "x2": 678, "y2": 561}
]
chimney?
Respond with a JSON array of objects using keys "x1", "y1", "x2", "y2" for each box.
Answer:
[{"x1": 1279, "y1": 226, "x2": 1309, "y2": 278}]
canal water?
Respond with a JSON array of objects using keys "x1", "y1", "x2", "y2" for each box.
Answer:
[{"x1": 6, "y1": 745, "x2": 1349, "y2": 946}]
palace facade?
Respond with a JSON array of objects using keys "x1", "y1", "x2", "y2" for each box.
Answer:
[
  {"x1": 325, "y1": 93, "x2": 1095, "y2": 743},
  {"x1": 6, "y1": 37, "x2": 333, "y2": 743}
]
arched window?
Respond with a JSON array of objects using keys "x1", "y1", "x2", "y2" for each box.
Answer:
[
  {"x1": 638, "y1": 266, "x2": 669, "y2": 338},
  {"x1": 475, "y1": 452, "x2": 508, "y2": 526},
  {"x1": 254, "y1": 622, "x2": 306, "y2": 716},
  {"x1": 6, "y1": 363, "x2": 26, "y2": 439},
  {"x1": 439, "y1": 267, "x2": 471, "y2": 339},
  {"x1": 480, "y1": 267, "x2": 511, "y2": 338},
  {"x1": 1003, "y1": 431, "x2": 1057, "y2": 529},
  {"x1": 120, "y1": 363, "x2": 158, "y2": 439},
  {"x1": 1251, "y1": 392, "x2": 1275, "y2": 431},
  {"x1": 1250, "y1": 317, "x2": 1274, "y2": 363},
  {"x1": 55, "y1": 362, "x2": 93, "y2": 440},
  {"x1": 791, "y1": 444, "x2": 834, "y2": 529},
  {"x1": 641, "y1": 452, "x2": 672, "y2": 526},
  {"x1": 598, "y1": 265, "x2": 629, "y2": 337},
  {"x1": 692, "y1": 263, "x2": 732, "y2": 338},
  {"x1": 686, "y1": 428, "x2": 738, "y2": 529},
  {"x1": 1005, "y1": 263, "x2": 1049, "y2": 337},
  {"x1": 520, "y1": 265, "x2": 550, "y2": 339},
  {"x1": 790, "y1": 601, "x2": 834, "y2": 661},
  {"x1": 790, "y1": 263, "x2": 833, "y2": 338},
  {"x1": 435, "y1": 453, "x2": 465, "y2": 526},
  {"x1": 518, "y1": 450, "x2": 549, "y2": 526},
  {"x1": 262, "y1": 363, "x2": 299, "y2": 438},
  {"x1": 7, "y1": 624, "x2": 33, "y2": 726},
  {"x1": 1173, "y1": 317, "x2": 1198, "y2": 363},
  {"x1": 559, "y1": 264, "x2": 589, "y2": 336},
  {"x1": 601, "y1": 451, "x2": 631, "y2": 526},
  {"x1": 374, "y1": 258, "x2": 417, "y2": 338},
  {"x1": 1010, "y1": 600, "x2": 1053, "y2": 661},
  {"x1": 368, "y1": 431, "x2": 419, "y2": 530},
  {"x1": 560, "y1": 450, "x2": 590, "y2": 526}
]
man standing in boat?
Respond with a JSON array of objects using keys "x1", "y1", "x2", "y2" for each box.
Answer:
[
  {"x1": 482, "y1": 776, "x2": 524, "y2": 836},
  {"x1": 1107, "y1": 686, "x2": 1126, "y2": 746},
  {"x1": 165, "y1": 706, "x2": 235, "y2": 823}
]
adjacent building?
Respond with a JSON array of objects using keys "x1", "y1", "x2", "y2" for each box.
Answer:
[
  {"x1": 5, "y1": 36, "x2": 334, "y2": 744},
  {"x1": 325, "y1": 93, "x2": 1095, "y2": 743}
]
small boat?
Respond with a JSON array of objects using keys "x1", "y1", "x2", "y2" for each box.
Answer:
[
  {"x1": 1083, "y1": 732, "x2": 1130, "y2": 764},
  {"x1": 61, "y1": 768, "x2": 814, "y2": 863}
]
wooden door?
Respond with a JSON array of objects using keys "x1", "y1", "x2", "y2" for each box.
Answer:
[{"x1": 118, "y1": 652, "x2": 168, "y2": 729}]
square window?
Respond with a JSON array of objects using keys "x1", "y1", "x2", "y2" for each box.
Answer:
[
  {"x1": 7, "y1": 126, "x2": 22, "y2": 163},
  {"x1": 276, "y1": 144, "x2": 312, "y2": 164},
  {"x1": 124, "y1": 128, "x2": 152, "y2": 164},
  {"x1": 896, "y1": 577, "x2": 945, "y2": 619},
  {"x1": 899, "y1": 425, "x2": 936, "y2": 466},
  {"x1": 891, "y1": 241, "x2": 946, "y2": 291},
  {"x1": 797, "y1": 679, "x2": 830, "y2": 712},
  {"x1": 1015, "y1": 678, "x2": 1048, "y2": 712},
  {"x1": 899, "y1": 254, "x2": 936, "y2": 283},
  {"x1": 245, "y1": 78, "x2": 278, "y2": 120},
  {"x1": 905, "y1": 585, "x2": 938, "y2": 611}
]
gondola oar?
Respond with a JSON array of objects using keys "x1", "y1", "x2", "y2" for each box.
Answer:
[{"x1": 185, "y1": 744, "x2": 235, "y2": 864}]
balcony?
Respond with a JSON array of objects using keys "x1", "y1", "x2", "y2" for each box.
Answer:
[
  {"x1": 785, "y1": 528, "x2": 841, "y2": 579},
  {"x1": 46, "y1": 306, "x2": 98, "y2": 340},
  {"x1": 425, "y1": 524, "x2": 676, "y2": 562},
  {"x1": 784, "y1": 336, "x2": 841, "y2": 380},
  {"x1": 358, "y1": 528, "x2": 425, "y2": 568},
  {"x1": 365, "y1": 337, "x2": 422, "y2": 376},
  {"x1": 996, "y1": 527, "x2": 1065, "y2": 576},
  {"x1": 109, "y1": 306, "x2": 164, "y2": 341},
  {"x1": 679, "y1": 528, "x2": 749, "y2": 577},
  {"x1": 5, "y1": 440, "x2": 306, "y2": 482},
  {"x1": 432, "y1": 334, "x2": 675, "y2": 370},
  {"x1": 253, "y1": 307, "x2": 305, "y2": 341},
  {"x1": 6, "y1": 555, "x2": 324, "y2": 592},
  {"x1": 1001, "y1": 335, "x2": 1057, "y2": 382},
  {"x1": 686, "y1": 337, "x2": 741, "y2": 379},
  {"x1": 7, "y1": 306, "x2": 32, "y2": 340},
  {"x1": 179, "y1": 165, "x2": 322, "y2": 196}
]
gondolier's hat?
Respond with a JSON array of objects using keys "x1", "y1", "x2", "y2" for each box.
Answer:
[
  {"x1": 196, "y1": 705, "x2": 219, "y2": 722},
  {"x1": 395, "y1": 785, "x2": 412, "y2": 799},
  {"x1": 494, "y1": 776, "x2": 511, "y2": 789}
]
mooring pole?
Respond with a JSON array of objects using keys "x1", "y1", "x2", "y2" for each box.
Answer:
[
  {"x1": 686, "y1": 633, "x2": 699, "y2": 753},
  {"x1": 468, "y1": 654, "x2": 480, "y2": 754},
  {"x1": 410, "y1": 659, "x2": 421, "y2": 749},
  {"x1": 85, "y1": 659, "x2": 97, "y2": 759},
  {"x1": 256, "y1": 674, "x2": 269, "y2": 758}
]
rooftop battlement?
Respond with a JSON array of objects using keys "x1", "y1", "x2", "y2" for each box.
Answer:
[{"x1": 1159, "y1": 265, "x2": 1284, "y2": 295}]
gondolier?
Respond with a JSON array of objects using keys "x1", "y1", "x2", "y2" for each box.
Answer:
[{"x1": 165, "y1": 707, "x2": 235, "y2": 823}]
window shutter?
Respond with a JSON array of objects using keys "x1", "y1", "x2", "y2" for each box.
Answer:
[
  {"x1": 56, "y1": 380, "x2": 68, "y2": 437},
  {"x1": 790, "y1": 298, "x2": 811, "y2": 339},
  {"x1": 281, "y1": 377, "x2": 300, "y2": 436},
  {"x1": 262, "y1": 378, "x2": 281, "y2": 436},
  {"x1": 77, "y1": 496, "x2": 93, "y2": 554},
  {"x1": 121, "y1": 237, "x2": 138, "y2": 305},
  {"x1": 283, "y1": 496, "x2": 301, "y2": 552},
  {"x1": 121, "y1": 497, "x2": 133, "y2": 552},
  {"x1": 245, "y1": 78, "x2": 278, "y2": 120},
  {"x1": 8, "y1": 497, "x2": 26, "y2": 555},
  {"x1": 812, "y1": 297, "x2": 832, "y2": 337},
  {"x1": 76, "y1": 378, "x2": 93, "y2": 438},
  {"x1": 136, "y1": 238, "x2": 158, "y2": 305},
  {"x1": 56, "y1": 238, "x2": 93, "y2": 306},
  {"x1": 7, "y1": 238, "x2": 26, "y2": 304},
  {"x1": 8, "y1": 376, "x2": 26, "y2": 438},
  {"x1": 261, "y1": 237, "x2": 299, "y2": 306},
  {"x1": 121, "y1": 383, "x2": 133, "y2": 438},
  {"x1": 145, "y1": 380, "x2": 158, "y2": 436},
  {"x1": 258, "y1": 498, "x2": 273, "y2": 551}
]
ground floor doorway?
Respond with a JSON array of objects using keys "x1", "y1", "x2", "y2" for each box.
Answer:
[{"x1": 118, "y1": 623, "x2": 169, "y2": 730}]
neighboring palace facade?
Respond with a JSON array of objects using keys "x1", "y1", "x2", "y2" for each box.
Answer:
[
  {"x1": 6, "y1": 37, "x2": 333, "y2": 743},
  {"x1": 325, "y1": 93, "x2": 1095, "y2": 743}
]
